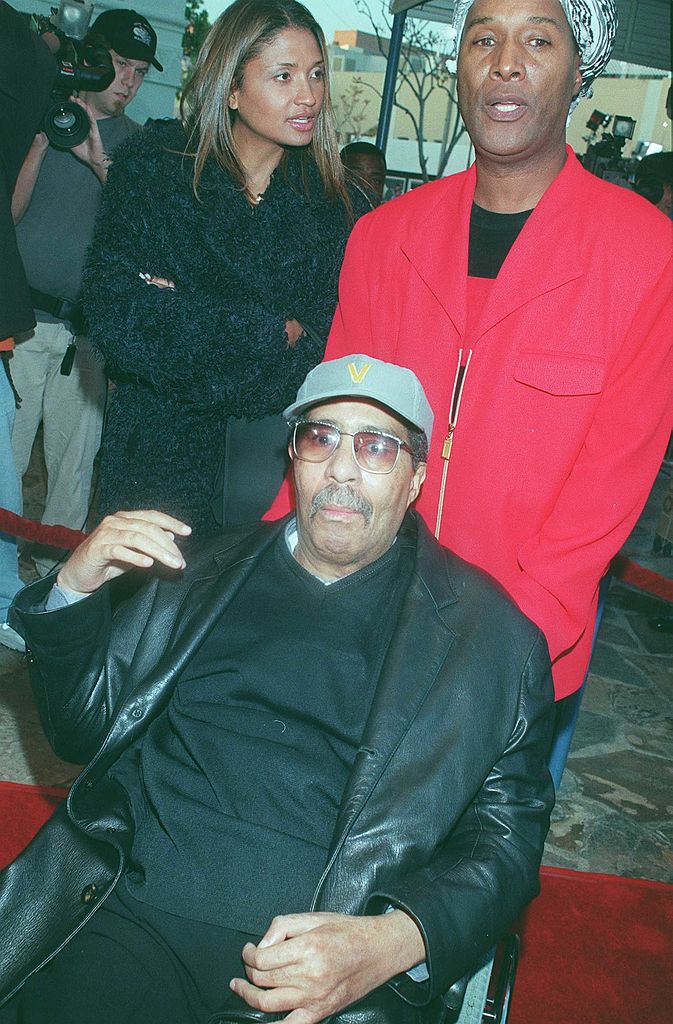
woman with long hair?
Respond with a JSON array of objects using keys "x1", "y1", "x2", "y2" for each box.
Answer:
[{"x1": 84, "y1": 0, "x2": 370, "y2": 534}]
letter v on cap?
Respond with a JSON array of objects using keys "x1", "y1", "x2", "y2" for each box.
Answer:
[{"x1": 347, "y1": 362, "x2": 371, "y2": 384}]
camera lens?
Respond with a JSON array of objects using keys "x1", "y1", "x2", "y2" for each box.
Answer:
[
  {"x1": 43, "y1": 100, "x2": 90, "y2": 149},
  {"x1": 54, "y1": 108, "x2": 77, "y2": 129}
]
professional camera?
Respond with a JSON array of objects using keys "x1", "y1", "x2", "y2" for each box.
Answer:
[
  {"x1": 583, "y1": 114, "x2": 637, "y2": 187},
  {"x1": 32, "y1": 0, "x2": 114, "y2": 149}
]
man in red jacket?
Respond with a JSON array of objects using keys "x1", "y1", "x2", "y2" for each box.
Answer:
[{"x1": 269, "y1": 0, "x2": 673, "y2": 757}]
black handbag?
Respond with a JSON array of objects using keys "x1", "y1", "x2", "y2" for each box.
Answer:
[{"x1": 210, "y1": 411, "x2": 291, "y2": 527}]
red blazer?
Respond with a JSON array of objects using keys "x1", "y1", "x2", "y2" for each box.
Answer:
[{"x1": 269, "y1": 150, "x2": 673, "y2": 699}]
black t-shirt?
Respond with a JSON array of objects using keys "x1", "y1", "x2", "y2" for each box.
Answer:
[{"x1": 468, "y1": 202, "x2": 533, "y2": 279}]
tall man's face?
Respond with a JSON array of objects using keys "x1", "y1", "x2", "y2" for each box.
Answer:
[
  {"x1": 291, "y1": 399, "x2": 426, "y2": 581},
  {"x1": 457, "y1": 0, "x2": 582, "y2": 169}
]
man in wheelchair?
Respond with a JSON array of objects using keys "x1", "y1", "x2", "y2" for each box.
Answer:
[{"x1": 0, "y1": 355, "x2": 554, "y2": 1024}]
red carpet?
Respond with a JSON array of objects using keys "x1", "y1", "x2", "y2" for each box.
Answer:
[
  {"x1": 2, "y1": 783, "x2": 672, "y2": 1022},
  {"x1": 511, "y1": 865, "x2": 673, "y2": 1024},
  {"x1": 0, "y1": 781, "x2": 68, "y2": 868}
]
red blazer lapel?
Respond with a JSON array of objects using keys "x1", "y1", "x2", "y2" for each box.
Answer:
[
  {"x1": 476, "y1": 149, "x2": 586, "y2": 338},
  {"x1": 400, "y1": 165, "x2": 476, "y2": 338}
]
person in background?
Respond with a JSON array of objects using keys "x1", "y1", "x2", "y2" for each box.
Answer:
[
  {"x1": 0, "y1": 1, "x2": 57, "y2": 651},
  {"x1": 633, "y1": 151, "x2": 672, "y2": 219},
  {"x1": 84, "y1": 0, "x2": 371, "y2": 537},
  {"x1": 634, "y1": 152, "x2": 673, "y2": 570},
  {"x1": 267, "y1": 0, "x2": 673, "y2": 780},
  {"x1": 10, "y1": 9, "x2": 160, "y2": 579},
  {"x1": 341, "y1": 140, "x2": 387, "y2": 205}
]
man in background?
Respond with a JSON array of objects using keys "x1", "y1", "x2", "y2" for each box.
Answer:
[
  {"x1": 341, "y1": 141, "x2": 387, "y2": 205},
  {"x1": 0, "y1": 1, "x2": 58, "y2": 650},
  {"x1": 634, "y1": 151, "x2": 672, "y2": 219},
  {"x1": 8, "y1": 9, "x2": 161, "y2": 581}
]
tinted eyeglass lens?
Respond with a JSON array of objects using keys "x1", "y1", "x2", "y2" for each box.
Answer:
[
  {"x1": 353, "y1": 432, "x2": 400, "y2": 472},
  {"x1": 293, "y1": 423, "x2": 400, "y2": 473},
  {"x1": 294, "y1": 423, "x2": 340, "y2": 461}
]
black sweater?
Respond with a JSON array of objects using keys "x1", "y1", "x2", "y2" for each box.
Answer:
[{"x1": 116, "y1": 530, "x2": 411, "y2": 933}]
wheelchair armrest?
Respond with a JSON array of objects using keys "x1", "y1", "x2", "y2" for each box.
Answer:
[
  {"x1": 208, "y1": 978, "x2": 470, "y2": 1024},
  {"x1": 209, "y1": 973, "x2": 471, "y2": 1024},
  {"x1": 209, "y1": 1010, "x2": 285, "y2": 1024},
  {"x1": 441, "y1": 973, "x2": 469, "y2": 1015}
]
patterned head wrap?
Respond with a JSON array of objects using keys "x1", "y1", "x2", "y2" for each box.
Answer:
[{"x1": 448, "y1": 0, "x2": 617, "y2": 113}]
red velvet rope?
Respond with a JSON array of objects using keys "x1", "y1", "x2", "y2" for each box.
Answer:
[
  {"x1": 0, "y1": 507, "x2": 87, "y2": 549},
  {"x1": 2, "y1": 508, "x2": 670, "y2": 604}
]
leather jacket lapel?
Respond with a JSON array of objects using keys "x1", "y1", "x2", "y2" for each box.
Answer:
[
  {"x1": 166, "y1": 522, "x2": 283, "y2": 652},
  {"x1": 85, "y1": 520, "x2": 287, "y2": 785}
]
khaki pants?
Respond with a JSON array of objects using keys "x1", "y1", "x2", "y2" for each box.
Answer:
[{"x1": 10, "y1": 319, "x2": 106, "y2": 574}]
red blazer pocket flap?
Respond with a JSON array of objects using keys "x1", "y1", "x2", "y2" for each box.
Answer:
[{"x1": 514, "y1": 351, "x2": 605, "y2": 396}]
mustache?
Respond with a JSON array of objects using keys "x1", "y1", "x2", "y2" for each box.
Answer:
[{"x1": 309, "y1": 484, "x2": 373, "y2": 524}]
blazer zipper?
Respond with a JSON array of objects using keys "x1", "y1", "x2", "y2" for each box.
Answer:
[{"x1": 434, "y1": 348, "x2": 473, "y2": 539}]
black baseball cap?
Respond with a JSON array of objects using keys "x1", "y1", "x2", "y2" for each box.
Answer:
[{"x1": 91, "y1": 9, "x2": 163, "y2": 71}]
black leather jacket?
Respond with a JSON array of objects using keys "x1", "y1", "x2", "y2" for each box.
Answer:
[{"x1": 1, "y1": 513, "x2": 555, "y2": 1021}]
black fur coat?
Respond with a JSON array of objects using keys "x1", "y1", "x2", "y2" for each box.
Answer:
[{"x1": 84, "y1": 119, "x2": 370, "y2": 533}]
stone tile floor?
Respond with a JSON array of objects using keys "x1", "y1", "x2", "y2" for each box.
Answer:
[
  {"x1": 544, "y1": 467, "x2": 673, "y2": 883},
  {"x1": 544, "y1": 583, "x2": 673, "y2": 882},
  {"x1": 2, "y1": 448, "x2": 672, "y2": 883}
]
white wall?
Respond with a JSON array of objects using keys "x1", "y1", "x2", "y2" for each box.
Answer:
[
  {"x1": 13, "y1": 0, "x2": 185, "y2": 122},
  {"x1": 385, "y1": 137, "x2": 473, "y2": 178}
]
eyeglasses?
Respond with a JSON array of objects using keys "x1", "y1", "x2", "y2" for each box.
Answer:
[{"x1": 292, "y1": 420, "x2": 413, "y2": 475}]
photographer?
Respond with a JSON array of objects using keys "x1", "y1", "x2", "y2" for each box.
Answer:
[
  {"x1": 9, "y1": 8, "x2": 161, "y2": 579},
  {"x1": 0, "y1": 0, "x2": 58, "y2": 650},
  {"x1": 634, "y1": 151, "x2": 672, "y2": 219}
]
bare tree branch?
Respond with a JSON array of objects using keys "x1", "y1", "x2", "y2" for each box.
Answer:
[
  {"x1": 346, "y1": 0, "x2": 463, "y2": 181},
  {"x1": 335, "y1": 79, "x2": 373, "y2": 142}
]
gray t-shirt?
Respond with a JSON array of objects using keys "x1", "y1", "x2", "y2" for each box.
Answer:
[{"x1": 15, "y1": 113, "x2": 138, "y2": 308}]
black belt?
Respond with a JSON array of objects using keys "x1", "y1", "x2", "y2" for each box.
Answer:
[
  {"x1": 29, "y1": 287, "x2": 81, "y2": 324},
  {"x1": 28, "y1": 289, "x2": 84, "y2": 375}
]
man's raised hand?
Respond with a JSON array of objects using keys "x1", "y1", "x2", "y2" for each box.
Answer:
[
  {"x1": 70, "y1": 99, "x2": 112, "y2": 182},
  {"x1": 56, "y1": 510, "x2": 191, "y2": 596}
]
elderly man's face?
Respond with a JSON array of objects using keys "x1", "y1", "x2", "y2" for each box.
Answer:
[
  {"x1": 457, "y1": 0, "x2": 582, "y2": 169},
  {"x1": 291, "y1": 399, "x2": 426, "y2": 581}
]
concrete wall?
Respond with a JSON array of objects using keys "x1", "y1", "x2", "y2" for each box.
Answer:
[{"x1": 13, "y1": 0, "x2": 185, "y2": 123}]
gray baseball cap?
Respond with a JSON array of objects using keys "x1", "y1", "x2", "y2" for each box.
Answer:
[{"x1": 284, "y1": 354, "x2": 434, "y2": 445}]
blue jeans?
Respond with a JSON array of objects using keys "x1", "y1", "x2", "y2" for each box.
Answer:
[
  {"x1": 0, "y1": 367, "x2": 22, "y2": 621},
  {"x1": 547, "y1": 574, "x2": 611, "y2": 789}
]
